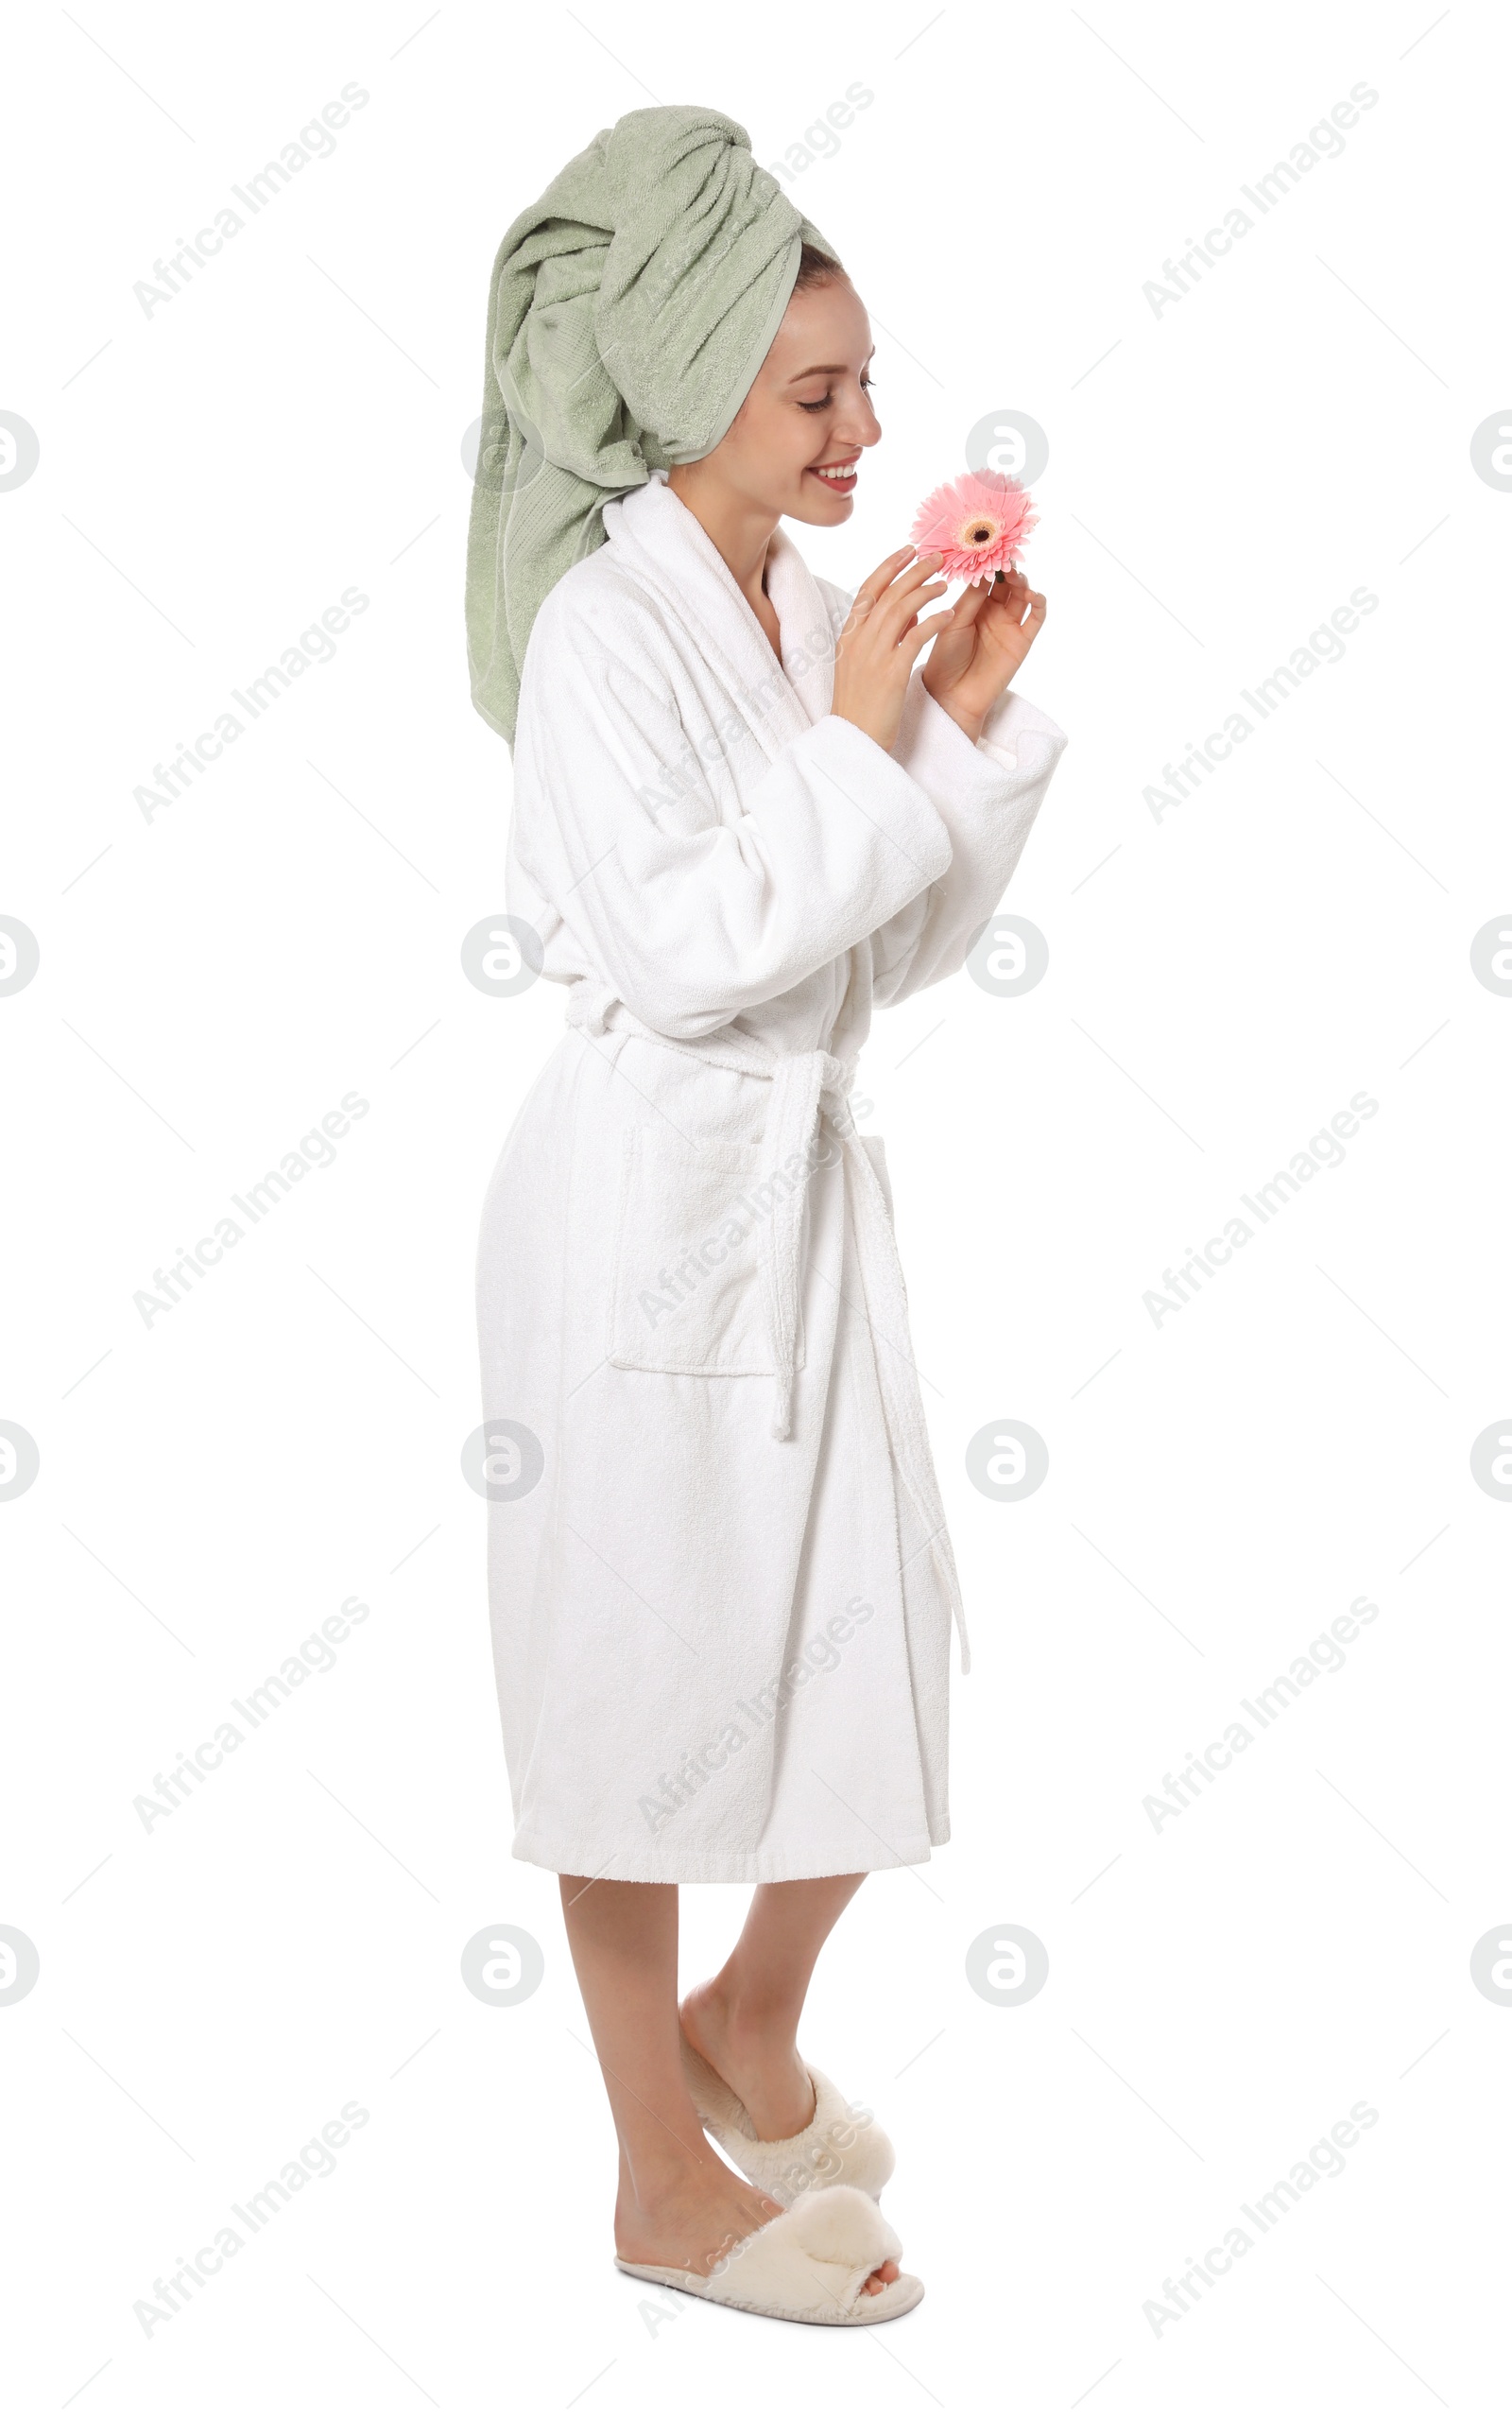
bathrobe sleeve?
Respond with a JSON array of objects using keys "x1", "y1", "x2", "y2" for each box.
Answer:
[
  {"x1": 861, "y1": 671, "x2": 1068, "y2": 1007},
  {"x1": 801, "y1": 574, "x2": 1068, "y2": 1007},
  {"x1": 512, "y1": 592, "x2": 959, "y2": 1042}
]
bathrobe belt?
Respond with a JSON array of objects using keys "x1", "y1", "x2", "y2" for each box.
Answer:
[{"x1": 566, "y1": 980, "x2": 971, "y2": 1672}]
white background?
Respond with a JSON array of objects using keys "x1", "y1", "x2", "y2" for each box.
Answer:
[{"x1": 4, "y1": 1, "x2": 1509, "y2": 2409}]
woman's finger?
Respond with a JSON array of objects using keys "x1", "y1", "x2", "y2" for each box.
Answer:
[
  {"x1": 899, "y1": 603, "x2": 959, "y2": 663},
  {"x1": 996, "y1": 583, "x2": 1034, "y2": 634},
  {"x1": 853, "y1": 546, "x2": 917, "y2": 609},
  {"x1": 881, "y1": 550, "x2": 944, "y2": 603},
  {"x1": 875, "y1": 576, "x2": 947, "y2": 644}
]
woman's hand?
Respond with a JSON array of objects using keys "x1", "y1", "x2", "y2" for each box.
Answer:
[
  {"x1": 920, "y1": 568, "x2": 1047, "y2": 744},
  {"x1": 830, "y1": 547, "x2": 953, "y2": 754}
]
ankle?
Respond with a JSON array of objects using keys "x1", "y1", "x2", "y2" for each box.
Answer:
[{"x1": 619, "y1": 2135, "x2": 721, "y2": 2219}]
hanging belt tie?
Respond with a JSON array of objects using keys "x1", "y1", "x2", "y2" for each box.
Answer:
[{"x1": 564, "y1": 980, "x2": 971, "y2": 1672}]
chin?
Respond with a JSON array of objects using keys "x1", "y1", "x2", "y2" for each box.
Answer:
[{"x1": 787, "y1": 483, "x2": 854, "y2": 526}]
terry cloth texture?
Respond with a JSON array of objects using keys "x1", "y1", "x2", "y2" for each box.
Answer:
[
  {"x1": 476, "y1": 472, "x2": 1069, "y2": 1881},
  {"x1": 465, "y1": 102, "x2": 839, "y2": 746}
]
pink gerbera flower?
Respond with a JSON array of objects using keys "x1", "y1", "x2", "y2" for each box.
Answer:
[{"x1": 910, "y1": 468, "x2": 1037, "y2": 584}]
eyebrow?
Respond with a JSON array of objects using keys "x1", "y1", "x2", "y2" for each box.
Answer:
[{"x1": 786, "y1": 351, "x2": 876, "y2": 383}]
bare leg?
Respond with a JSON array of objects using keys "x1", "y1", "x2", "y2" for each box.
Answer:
[
  {"x1": 559, "y1": 1874, "x2": 897, "y2": 2292},
  {"x1": 680, "y1": 1874, "x2": 867, "y2": 2141}
]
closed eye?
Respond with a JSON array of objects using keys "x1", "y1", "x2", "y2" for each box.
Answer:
[{"x1": 798, "y1": 377, "x2": 876, "y2": 413}]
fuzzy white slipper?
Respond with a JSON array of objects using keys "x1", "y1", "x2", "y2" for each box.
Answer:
[
  {"x1": 615, "y1": 2182, "x2": 923, "y2": 2324},
  {"x1": 680, "y1": 2036, "x2": 895, "y2": 2206}
]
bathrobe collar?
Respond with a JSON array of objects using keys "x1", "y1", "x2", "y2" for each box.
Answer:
[{"x1": 601, "y1": 471, "x2": 837, "y2": 734}]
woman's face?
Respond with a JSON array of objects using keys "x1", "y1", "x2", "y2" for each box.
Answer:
[{"x1": 701, "y1": 273, "x2": 881, "y2": 525}]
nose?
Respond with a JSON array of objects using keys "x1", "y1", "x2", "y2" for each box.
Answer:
[{"x1": 838, "y1": 385, "x2": 882, "y2": 450}]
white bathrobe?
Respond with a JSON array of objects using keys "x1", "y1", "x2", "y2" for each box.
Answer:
[{"x1": 477, "y1": 471, "x2": 1066, "y2": 1882}]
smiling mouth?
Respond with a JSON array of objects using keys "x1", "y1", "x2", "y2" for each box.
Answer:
[{"x1": 807, "y1": 458, "x2": 859, "y2": 488}]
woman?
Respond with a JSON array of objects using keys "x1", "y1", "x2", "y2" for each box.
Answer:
[{"x1": 467, "y1": 105, "x2": 1066, "y2": 2323}]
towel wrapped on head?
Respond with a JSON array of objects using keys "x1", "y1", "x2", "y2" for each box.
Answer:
[{"x1": 465, "y1": 104, "x2": 840, "y2": 745}]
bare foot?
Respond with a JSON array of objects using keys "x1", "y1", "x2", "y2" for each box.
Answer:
[
  {"x1": 616, "y1": 2160, "x2": 783, "y2": 2278},
  {"x1": 680, "y1": 1976, "x2": 816, "y2": 2142},
  {"x1": 616, "y1": 2162, "x2": 898, "y2": 2297}
]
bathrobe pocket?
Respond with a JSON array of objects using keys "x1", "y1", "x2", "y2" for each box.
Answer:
[{"x1": 609, "y1": 1123, "x2": 804, "y2": 1376}]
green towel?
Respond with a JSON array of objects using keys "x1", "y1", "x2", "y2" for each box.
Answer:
[{"x1": 465, "y1": 104, "x2": 838, "y2": 746}]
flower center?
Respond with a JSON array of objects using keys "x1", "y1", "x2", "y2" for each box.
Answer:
[{"x1": 958, "y1": 517, "x2": 999, "y2": 548}]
